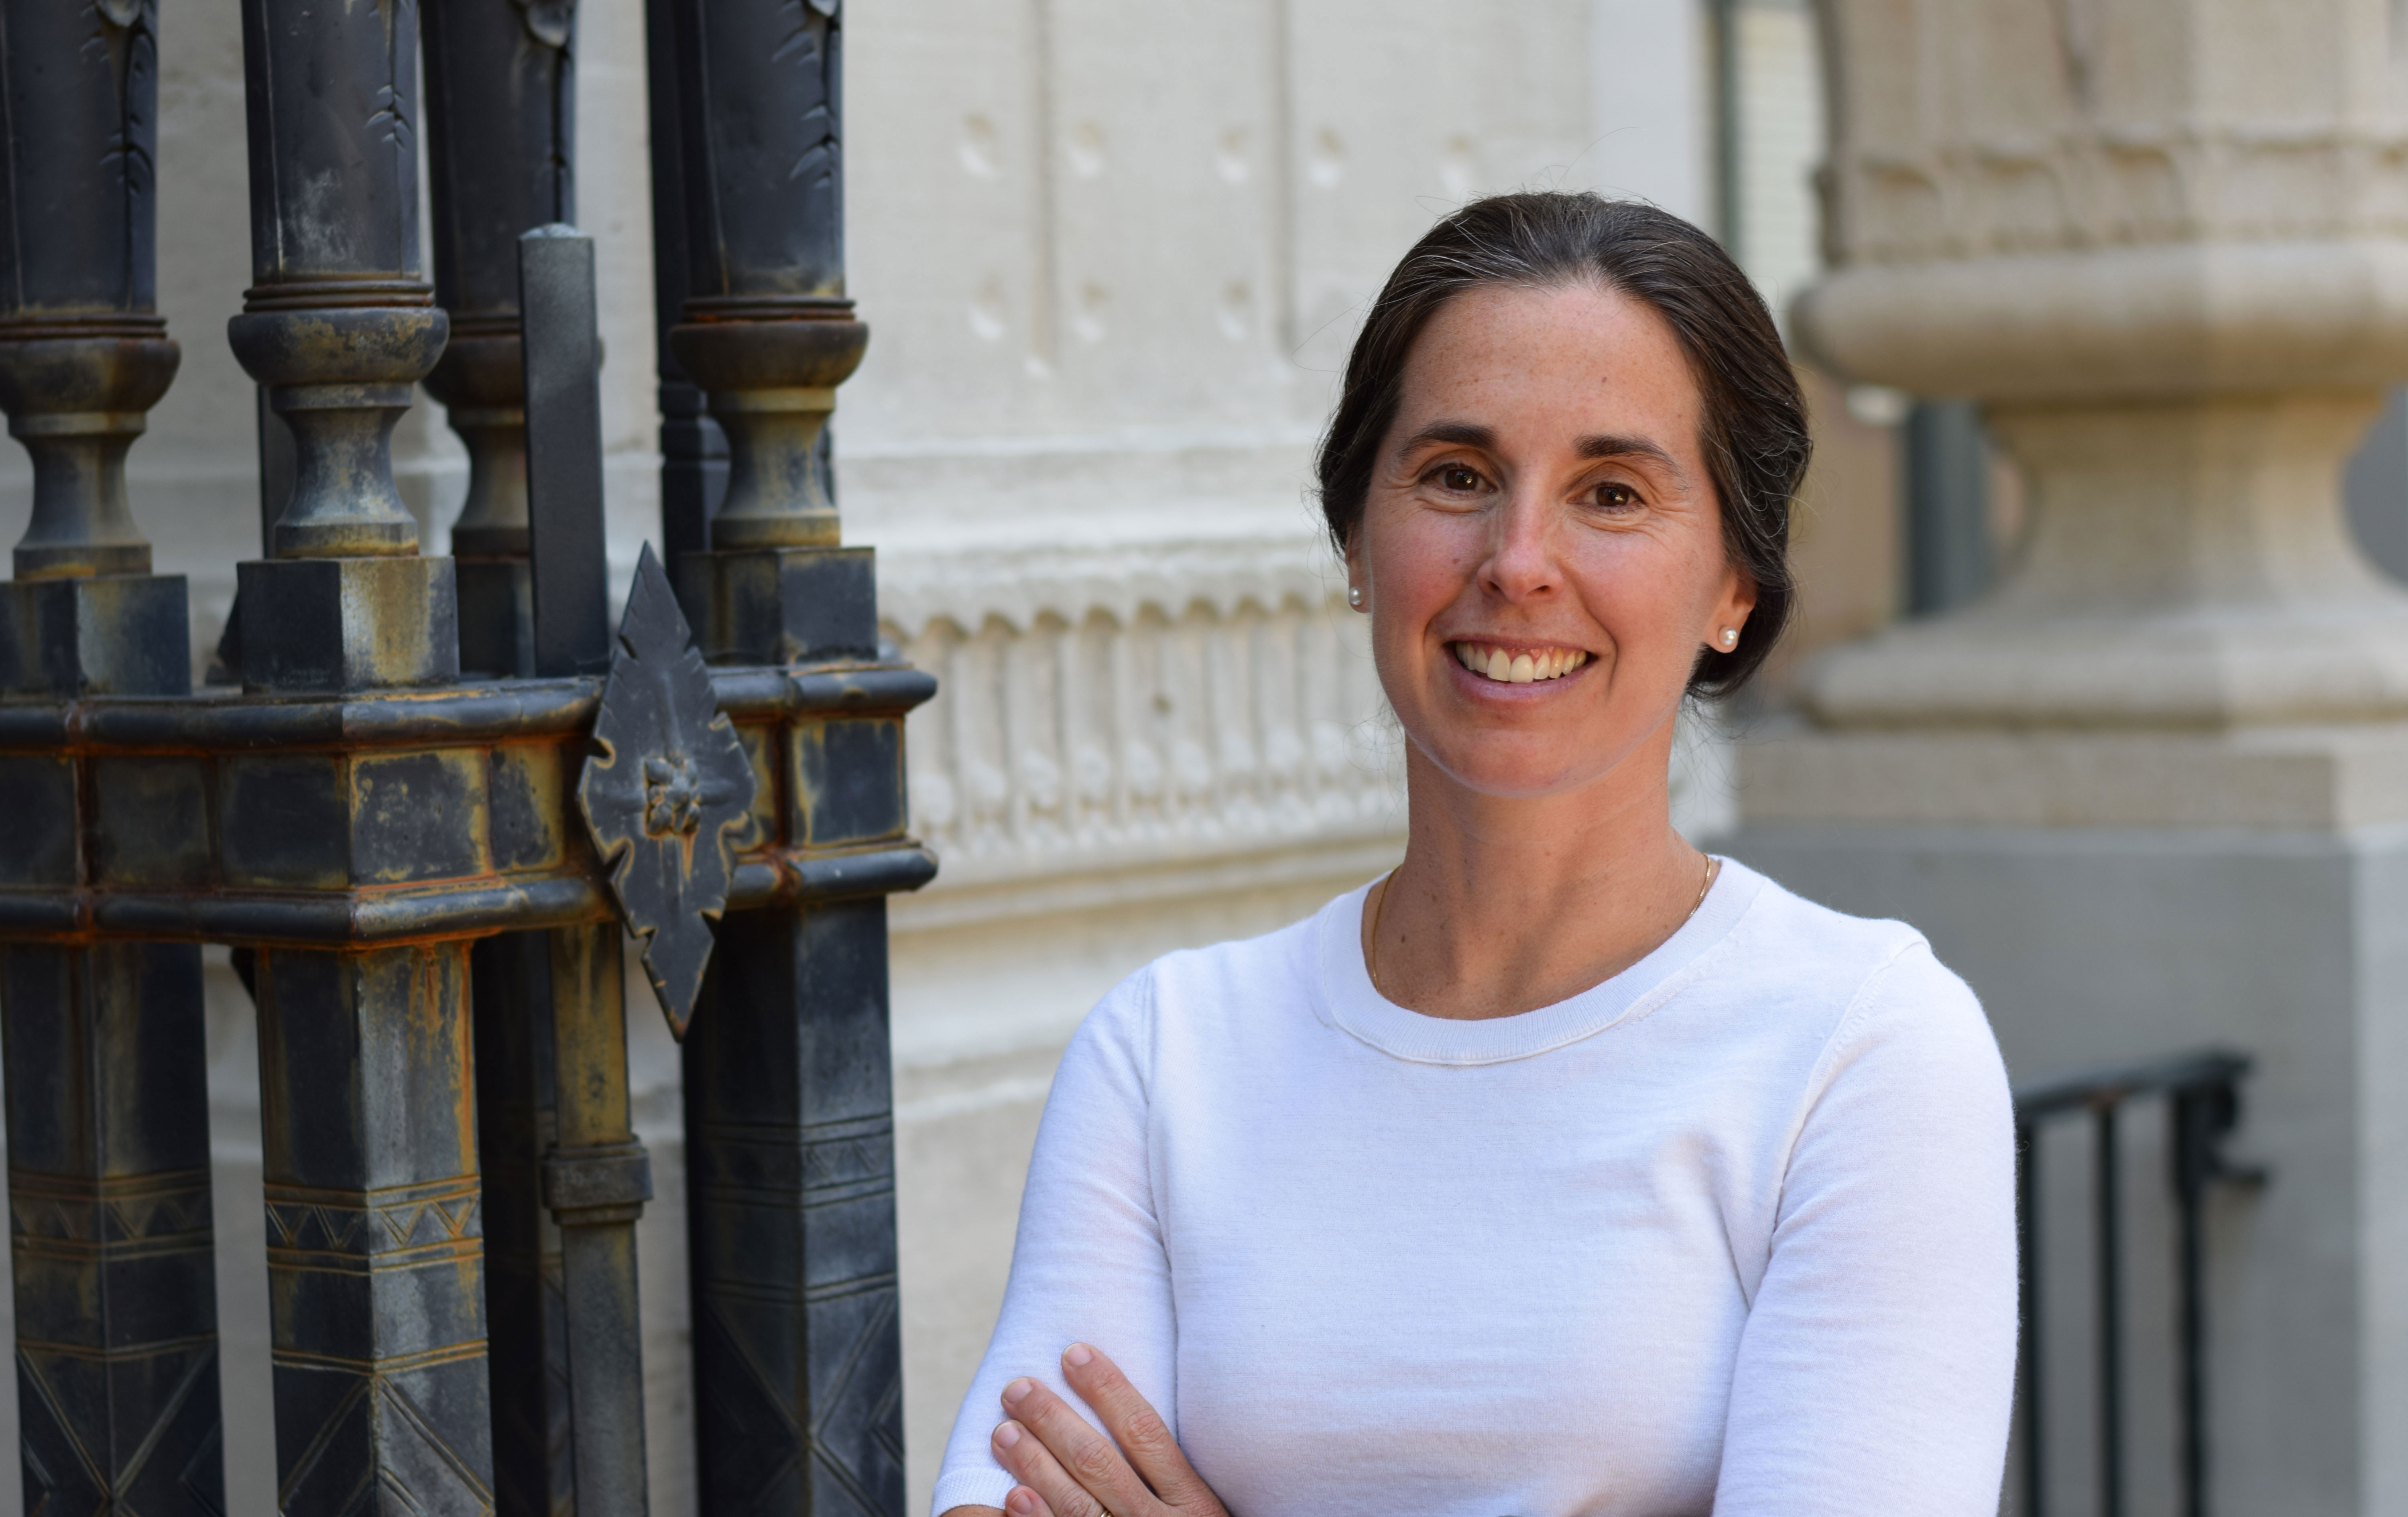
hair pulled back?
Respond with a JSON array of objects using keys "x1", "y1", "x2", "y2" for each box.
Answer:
[{"x1": 1314, "y1": 192, "x2": 1808, "y2": 697}]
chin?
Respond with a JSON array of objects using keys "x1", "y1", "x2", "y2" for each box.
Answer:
[{"x1": 1416, "y1": 742, "x2": 1603, "y2": 800}]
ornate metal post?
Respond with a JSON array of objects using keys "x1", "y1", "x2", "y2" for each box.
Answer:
[
  {"x1": 419, "y1": 8, "x2": 591, "y2": 1509},
  {"x1": 660, "y1": 1, "x2": 915, "y2": 1511},
  {"x1": 641, "y1": 0, "x2": 726, "y2": 565},
  {"x1": 231, "y1": 0, "x2": 492, "y2": 1509},
  {"x1": 422, "y1": 0, "x2": 576, "y2": 678},
  {"x1": 466, "y1": 933, "x2": 574, "y2": 1517},
  {"x1": 542, "y1": 921, "x2": 652, "y2": 1517},
  {"x1": 522, "y1": 224, "x2": 653, "y2": 1517},
  {"x1": 0, "y1": 0, "x2": 226, "y2": 1511},
  {"x1": 231, "y1": 0, "x2": 456, "y2": 691}
]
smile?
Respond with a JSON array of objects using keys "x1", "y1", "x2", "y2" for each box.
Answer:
[{"x1": 1451, "y1": 642, "x2": 1588, "y2": 684}]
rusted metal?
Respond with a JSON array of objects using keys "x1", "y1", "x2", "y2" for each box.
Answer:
[
  {"x1": 0, "y1": 665, "x2": 929, "y2": 947},
  {"x1": 685, "y1": 897, "x2": 908, "y2": 1516},
  {"x1": 469, "y1": 931, "x2": 576, "y2": 1517},
  {"x1": 0, "y1": 0, "x2": 178, "y2": 586},
  {"x1": 252, "y1": 942, "x2": 494, "y2": 1517},
  {"x1": 661, "y1": 0, "x2": 861, "y2": 559},
  {"x1": 423, "y1": 0, "x2": 580, "y2": 679},
  {"x1": 1, "y1": 944, "x2": 223, "y2": 1517},
  {"x1": 231, "y1": 0, "x2": 448, "y2": 567},
  {"x1": 0, "y1": 0, "x2": 227, "y2": 1506},
  {"x1": 223, "y1": 1, "x2": 502, "y2": 1506},
  {"x1": 581, "y1": 548, "x2": 756, "y2": 1035},
  {"x1": 0, "y1": 0, "x2": 930, "y2": 1506},
  {"x1": 543, "y1": 922, "x2": 653, "y2": 1517},
  {"x1": 0, "y1": 0, "x2": 190, "y2": 696},
  {"x1": 653, "y1": 0, "x2": 911, "y2": 1505},
  {"x1": 423, "y1": 0, "x2": 576, "y2": 564}
]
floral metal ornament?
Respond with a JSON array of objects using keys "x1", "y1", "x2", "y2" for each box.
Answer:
[{"x1": 579, "y1": 544, "x2": 757, "y2": 1036}]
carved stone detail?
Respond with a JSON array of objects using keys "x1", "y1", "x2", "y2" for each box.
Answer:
[{"x1": 890, "y1": 580, "x2": 1403, "y2": 896}]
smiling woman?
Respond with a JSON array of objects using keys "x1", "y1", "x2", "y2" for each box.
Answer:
[{"x1": 933, "y1": 194, "x2": 2018, "y2": 1517}]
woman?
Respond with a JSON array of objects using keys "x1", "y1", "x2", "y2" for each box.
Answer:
[{"x1": 932, "y1": 193, "x2": 2017, "y2": 1517}]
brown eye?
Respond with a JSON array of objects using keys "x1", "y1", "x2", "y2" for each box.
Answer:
[
  {"x1": 1440, "y1": 466, "x2": 1481, "y2": 492},
  {"x1": 1596, "y1": 483, "x2": 1640, "y2": 511}
]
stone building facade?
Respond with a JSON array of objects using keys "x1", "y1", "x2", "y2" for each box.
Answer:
[{"x1": 0, "y1": 2, "x2": 1872, "y2": 1514}]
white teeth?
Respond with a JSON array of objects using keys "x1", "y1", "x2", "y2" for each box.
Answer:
[{"x1": 1452, "y1": 643, "x2": 1587, "y2": 683}]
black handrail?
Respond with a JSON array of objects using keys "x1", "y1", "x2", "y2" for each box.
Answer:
[{"x1": 2013, "y1": 1048, "x2": 2262, "y2": 1517}]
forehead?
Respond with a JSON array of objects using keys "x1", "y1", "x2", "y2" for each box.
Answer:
[{"x1": 1394, "y1": 281, "x2": 1702, "y2": 447}]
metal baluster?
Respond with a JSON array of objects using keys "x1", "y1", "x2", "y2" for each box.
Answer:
[
  {"x1": 658, "y1": 0, "x2": 916, "y2": 1507},
  {"x1": 2017, "y1": 1122, "x2": 2042, "y2": 1517},
  {"x1": 641, "y1": 0, "x2": 726, "y2": 565},
  {"x1": 543, "y1": 923, "x2": 653, "y2": 1517},
  {"x1": 229, "y1": 0, "x2": 458, "y2": 692},
  {"x1": 230, "y1": 0, "x2": 492, "y2": 1506},
  {"x1": 251, "y1": 946, "x2": 492, "y2": 1515},
  {"x1": 419, "y1": 6, "x2": 590, "y2": 1505},
  {"x1": 2173, "y1": 1088, "x2": 2210, "y2": 1517},
  {"x1": 2095, "y1": 1101, "x2": 2123, "y2": 1517},
  {"x1": 685, "y1": 899, "x2": 907, "y2": 1514},
  {"x1": 0, "y1": 0, "x2": 187, "y2": 695},
  {"x1": 0, "y1": 949, "x2": 221, "y2": 1516},
  {"x1": 0, "y1": 0, "x2": 226, "y2": 1507},
  {"x1": 520, "y1": 222, "x2": 653, "y2": 1517},
  {"x1": 421, "y1": 0, "x2": 577, "y2": 679},
  {"x1": 2170, "y1": 1075, "x2": 2253, "y2": 1517},
  {"x1": 470, "y1": 936, "x2": 576, "y2": 1517}
]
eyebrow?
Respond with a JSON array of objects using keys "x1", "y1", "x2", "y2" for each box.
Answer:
[
  {"x1": 1396, "y1": 421, "x2": 1692, "y2": 488},
  {"x1": 1576, "y1": 432, "x2": 1688, "y2": 486},
  {"x1": 1393, "y1": 420, "x2": 1495, "y2": 458}
]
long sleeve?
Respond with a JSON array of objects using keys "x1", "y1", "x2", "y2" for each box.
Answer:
[
  {"x1": 931, "y1": 971, "x2": 1176, "y2": 1516},
  {"x1": 1711, "y1": 942, "x2": 2020, "y2": 1515}
]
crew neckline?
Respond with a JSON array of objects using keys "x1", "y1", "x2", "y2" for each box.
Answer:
[{"x1": 1310, "y1": 856, "x2": 1768, "y2": 1066}]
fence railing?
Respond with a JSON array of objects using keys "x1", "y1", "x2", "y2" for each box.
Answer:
[
  {"x1": 2013, "y1": 1048, "x2": 2264, "y2": 1517},
  {"x1": 0, "y1": 0, "x2": 919, "y2": 1512}
]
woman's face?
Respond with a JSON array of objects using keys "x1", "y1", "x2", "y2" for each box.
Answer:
[{"x1": 1348, "y1": 281, "x2": 1754, "y2": 803}]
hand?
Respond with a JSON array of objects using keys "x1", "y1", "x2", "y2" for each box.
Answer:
[{"x1": 987, "y1": 1342, "x2": 1229, "y2": 1517}]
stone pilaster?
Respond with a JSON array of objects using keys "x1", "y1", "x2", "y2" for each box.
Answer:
[{"x1": 1737, "y1": 4, "x2": 2408, "y2": 1512}]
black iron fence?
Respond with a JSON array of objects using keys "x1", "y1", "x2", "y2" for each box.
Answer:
[
  {"x1": 0, "y1": 0, "x2": 922, "y2": 1513},
  {"x1": 2013, "y1": 1049, "x2": 2263, "y2": 1517}
]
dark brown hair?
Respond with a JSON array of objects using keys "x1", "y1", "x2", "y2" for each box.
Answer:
[{"x1": 1315, "y1": 192, "x2": 1808, "y2": 696}]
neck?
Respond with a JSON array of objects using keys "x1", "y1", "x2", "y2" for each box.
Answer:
[{"x1": 1369, "y1": 717, "x2": 1708, "y2": 1020}]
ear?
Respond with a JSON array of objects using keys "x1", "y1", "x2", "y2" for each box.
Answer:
[{"x1": 1707, "y1": 567, "x2": 1758, "y2": 647}]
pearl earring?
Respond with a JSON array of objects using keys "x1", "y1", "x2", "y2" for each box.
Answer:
[
  {"x1": 1719, "y1": 628, "x2": 1738, "y2": 648},
  {"x1": 1348, "y1": 586, "x2": 1365, "y2": 610}
]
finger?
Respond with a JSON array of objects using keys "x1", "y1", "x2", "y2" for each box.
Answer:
[
  {"x1": 999, "y1": 1377, "x2": 1159, "y2": 1515},
  {"x1": 1060, "y1": 1344, "x2": 1217, "y2": 1510},
  {"x1": 1003, "y1": 1488, "x2": 1058, "y2": 1517},
  {"x1": 990, "y1": 1417, "x2": 1114, "y2": 1517}
]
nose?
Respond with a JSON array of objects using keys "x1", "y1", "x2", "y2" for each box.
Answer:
[{"x1": 1480, "y1": 490, "x2": 1560, "y2": 604}]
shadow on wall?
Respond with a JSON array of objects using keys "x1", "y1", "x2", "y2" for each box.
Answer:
[{"x1": 2347, "y1": 388, "x2": 2408, "y2": 584}]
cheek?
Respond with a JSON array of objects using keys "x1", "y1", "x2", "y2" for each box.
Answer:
[
  {"x1": 1366, "y1": 512, "x2": 1481, "y2": 610},
  {"x1": 1566, "y1": 534, "x2": 1725, "y2": 643}
]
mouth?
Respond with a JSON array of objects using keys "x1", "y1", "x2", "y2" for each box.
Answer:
[{"x1": 1450, "y1": 641, "x2": 1589, "y2": 685}]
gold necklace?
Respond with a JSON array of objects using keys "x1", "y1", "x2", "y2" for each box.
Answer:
[{"x1": 1365, "y1": 852, "x2": 1721, "y2": 999}]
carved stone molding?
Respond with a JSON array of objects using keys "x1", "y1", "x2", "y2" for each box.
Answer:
[{"x1": 890, "y1": 577, "x2": 1403, "y2": 906}]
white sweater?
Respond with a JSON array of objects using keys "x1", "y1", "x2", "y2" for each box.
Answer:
[{"x1": 931, "y1": 860, "x2": 2018, "y2": 1517}]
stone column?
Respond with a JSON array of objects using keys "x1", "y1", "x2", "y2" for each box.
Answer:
[{"x1": 1735, "y1": 3, "x2": 2408, "y2": 1512}]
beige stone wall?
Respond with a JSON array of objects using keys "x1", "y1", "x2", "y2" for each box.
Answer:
[{"x1": 0, "y1": 5, "x2": 1769, "y2": 1517}]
